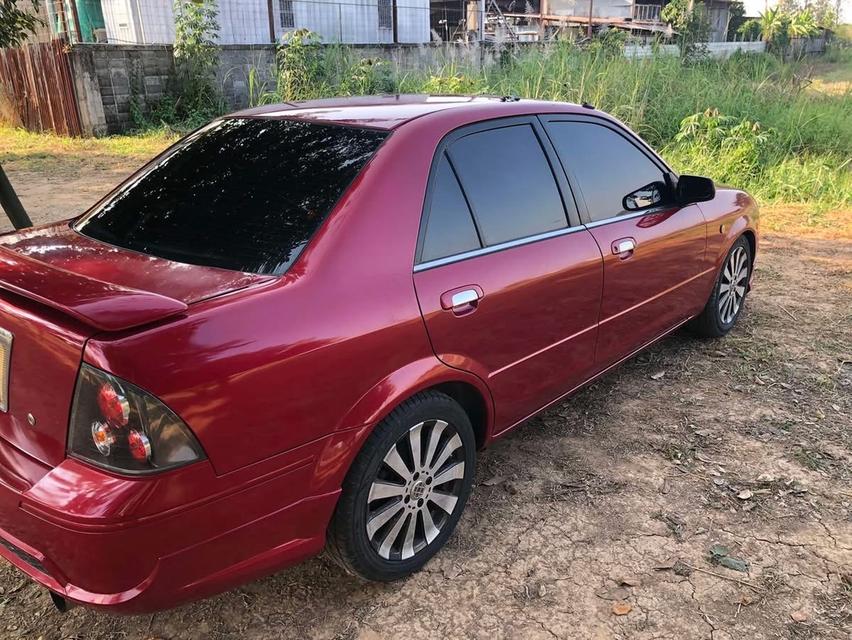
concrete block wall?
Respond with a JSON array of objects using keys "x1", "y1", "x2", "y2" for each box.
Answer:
[
  {"x1": 67, "y1": 39, "x2": 811, "y2": 136},
  {"x1": 70, "y1": 44, "x2": 174, "y2": 133},
  {"x1": 68, "y1": 42, "x2": 497, "y2": 135}
]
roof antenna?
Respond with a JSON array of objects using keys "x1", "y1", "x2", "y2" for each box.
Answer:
[
  {"x1": 581, "y1": 101, "x2": 595, "y2": 109},
  {"x1": 500, "y1": 95, "x2": 521, "y2": 102}
]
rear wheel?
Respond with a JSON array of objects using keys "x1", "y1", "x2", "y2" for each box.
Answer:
[
  {"x1": 327, "y1": 391, "x2": 476, "y2": 581},
  {"x1": 689, "y1": 235, "x2": 752, "y2": 338}
]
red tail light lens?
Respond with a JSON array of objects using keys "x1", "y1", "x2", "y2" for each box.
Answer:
[
  {"x1": 69, "y1": 364, "x2": 205, "y2": 474},
  {"x1": 96, "y1": 382, "x2": 130, "y2": 426}
]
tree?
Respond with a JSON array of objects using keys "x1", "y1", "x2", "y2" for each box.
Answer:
[
  {"x1": 788, "y1": 9, "x2": 819, "y2": 37},
  {"x1": 726, "y1": 1, "x2": 746, "y2": 41},
  {"x1": 0, "y1": 2, "x2": 39, "y2": 228},
  {"x1": 660, "y1": 0, "x2": 710, "y2": 61},
  {"x1": 759, "y1": 7, "x2": 790, "y2": 50},
  {"x1": 0, "y1": 0, "x2": 41, "y2": 48},
  {"x1": 737, "y1": 18, "x2": 762, "y2": 41},
  {"x1": 173, "y1": 0, "x2": 220, "y2": 115}
]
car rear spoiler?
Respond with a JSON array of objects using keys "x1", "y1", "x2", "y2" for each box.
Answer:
[{"x1": 0, "y1": 246, "x2": 188, "y2": 332}]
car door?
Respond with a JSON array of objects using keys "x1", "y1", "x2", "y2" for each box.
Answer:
[
  {"x1": 540, "y1": 116, "x2": 710, "y2": 368},
  {"x1": 413, "y1": 118, "x2": 603, "y2": 433}
]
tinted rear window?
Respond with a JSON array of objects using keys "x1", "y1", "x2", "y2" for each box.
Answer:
[
  {"x1": 447, "y1": 125, "x2": 567, "y2": 246},
  {"x1": 75, "y1": 118, "x2": 387, "y2": 274},
  {"x1": 420, "y1": 153, "x2": 482, "y2": 262}
]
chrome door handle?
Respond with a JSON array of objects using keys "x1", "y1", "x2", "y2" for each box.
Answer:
[
  {"x1": 613, "y1": 238, "x2": 636, "y2": 258},
  {"x1": 440, "y1": 285, "x2": 484, "y2": 315},
  {"x1": 451, "y1": 289, "x2": 480, "y2": 308},
  {"x1": 614, "y1": 239, "x2": 635, "y2": 254}
]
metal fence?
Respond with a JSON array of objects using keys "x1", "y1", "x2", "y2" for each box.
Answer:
[
  {"x1": 20, "y1": 0, "x2": 830, "y2": 48},
  {"x1": 0, "y1": 40, "x2": 82, "y2": 135},
  {"x1": 85, "y1": 0, "x2": 492, "y2": 46}
]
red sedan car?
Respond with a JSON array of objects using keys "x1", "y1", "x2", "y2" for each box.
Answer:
[{"x1": 0, "y1": 96, "x2": 757, "y2": 613}]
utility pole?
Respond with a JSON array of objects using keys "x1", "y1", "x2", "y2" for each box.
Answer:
[
  {"x1": 266, "y1": 0, "x2": 276, "y2": 42},
  {"x1": 0, "y1": 165, "x2": 33, "y2": 230},
  {"x1": 587, "y1": 0, "x2": 594, "y2": 38}
]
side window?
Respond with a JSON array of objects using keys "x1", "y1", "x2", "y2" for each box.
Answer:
[
  {"x1": 545, "y1": 121, "x2": 667, "y2": 223},
  {"x1": 420, "y1": 153, "x2": 482, "y2": 262},
  {"x1": 448, "y1": 124, "x2": 567, "y2": 246}
]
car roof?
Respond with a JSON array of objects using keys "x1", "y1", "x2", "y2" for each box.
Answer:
[{"x1": 230, "y1": 94, "x2": 594, "y2": 130}]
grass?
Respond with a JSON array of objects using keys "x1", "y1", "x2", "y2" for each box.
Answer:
[
  {"x1": 0, "y1": 126, "x2": 177, "y2": 172},
  {"x1": 1, "y1": 42, "x2": 850, "y2": 223},
  {"x1": 388, "y1": 44, "x2": 852, "y2": 212}
]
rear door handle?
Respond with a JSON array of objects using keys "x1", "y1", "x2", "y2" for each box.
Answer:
[
  {"x1": 440, "y1": 285, "x2": 484, "y2": 315},
  {"x1": 612, "y1": 238, "x2": 636, "y2": 259}
]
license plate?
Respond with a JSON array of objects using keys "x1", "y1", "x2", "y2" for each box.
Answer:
[{"x1": 0, "y1": 328, "x2": 12, "y2": 412}]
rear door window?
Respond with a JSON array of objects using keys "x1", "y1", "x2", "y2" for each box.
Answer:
[
  {"x1": 447, "y1": 124, "x2": 567, "y2": 246},
  {"x1": 420, "y1": 154, "x2": 482, "y2": 262},
  {"x1": 76, "y1": 118, "x2": 387, "y2": 274}
]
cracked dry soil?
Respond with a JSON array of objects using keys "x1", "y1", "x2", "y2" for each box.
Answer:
[{"x1": 0, "y1": 166, "x2": 850, "y2": 639}]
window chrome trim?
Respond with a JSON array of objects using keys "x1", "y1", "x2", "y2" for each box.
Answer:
[
  {"x1": 414, "y1": 225, "x2": 586, "y2": 272},
  {"x1": 583, "y1": 209, "x2": 651, "y2": 229}
]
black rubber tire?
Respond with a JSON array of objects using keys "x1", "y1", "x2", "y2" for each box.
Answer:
[
  {"x1": 688, "y1": 235, "x2": 752, "y2": 338},
  {"x1": 326, "y1": 391, "x2": 476, "y2": 581}
]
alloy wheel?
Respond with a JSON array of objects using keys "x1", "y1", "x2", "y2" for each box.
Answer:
[
  {"x1": 718, "y1": 245, "x2": 748, "y2": 324},
  {"x1": 366, "y1": 419, "x2": 465, "y2": 561}
]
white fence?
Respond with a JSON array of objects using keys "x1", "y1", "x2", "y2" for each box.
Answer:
[{"x1": 624, "y1": 40, "x2": 767, "y2": 59}]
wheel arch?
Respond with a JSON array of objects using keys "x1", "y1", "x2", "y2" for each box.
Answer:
[
  {"x1": 741, "y1": 228, "x2": 756, "y2": 261},
  {"x1": 314, "y1": 358, "x2": 494, "y2": 494}
]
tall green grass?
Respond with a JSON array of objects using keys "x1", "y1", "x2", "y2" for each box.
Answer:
[{"x1": 266, "y1": 42, "x2": 851, "y2": 210}]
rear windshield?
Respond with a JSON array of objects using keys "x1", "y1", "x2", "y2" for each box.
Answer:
[{"x1": 75, "y1": 118, "x2": 387, "y2": 274}]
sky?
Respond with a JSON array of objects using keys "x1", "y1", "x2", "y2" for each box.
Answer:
[{"x1": 742, "y1": 0, "x2": 852, "y2": 20}]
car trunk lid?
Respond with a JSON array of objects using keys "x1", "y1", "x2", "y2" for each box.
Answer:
[{"x1": 0, "y1": 222, "x2": 272, "y2": 467}]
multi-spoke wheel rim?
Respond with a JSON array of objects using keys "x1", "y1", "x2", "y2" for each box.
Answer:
[
  {"x1": 366, "y1": 419, "x2": 465, "y2": 561},
  {"x1": 718, "y1": 246, "x2": 748, "y2": 324}
]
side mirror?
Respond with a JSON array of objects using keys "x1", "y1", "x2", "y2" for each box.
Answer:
[{"x1": 676, "y1": 174, "x2": 715, "y2": 206}]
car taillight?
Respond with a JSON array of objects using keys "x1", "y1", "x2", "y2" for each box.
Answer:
[{"x1": 68, "y1": 364, "x2": 205, "y2": 474}]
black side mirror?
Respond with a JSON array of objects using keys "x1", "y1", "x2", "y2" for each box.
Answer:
[{"x1": 676, "y1": 174, "x2": 715, "y2": 206}]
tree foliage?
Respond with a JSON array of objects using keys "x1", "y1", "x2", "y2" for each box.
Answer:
[
  {"x1": 726, "y1": 1, "x2": 746, "y2": 41},
  {"x1": 660, "y1": 0, "x2": 710, "y2": 61},
  {"x1": 173, "y1": 0, "x2": 220, "y2": 114},
  {"x1": 0, "y1": 0, "x2": 41, "y2": 48},
  {"x1": 754, "y1": 6, "x2": 821, "y2": 53}
]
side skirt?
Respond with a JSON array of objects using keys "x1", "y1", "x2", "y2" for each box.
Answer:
[{"x1": 489, "y1": 315, "x2": 694, "y2": 441}]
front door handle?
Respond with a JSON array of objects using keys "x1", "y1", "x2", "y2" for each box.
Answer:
[
  {"x1": 612, "y1": 237, "x2": 636, "y2": 259},
  {"x1": 440, "y1": 285, "x2": 484, "y2": 316},
  {"x1": 451, "y1": 289, "x2": 479, "y2": 307}
]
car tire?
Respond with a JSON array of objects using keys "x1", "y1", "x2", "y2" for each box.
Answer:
[
  {"x1": 326, "y1": 391, "x2": 476, "y2": 581},
  {"x1": 688, "y1": 235, "x2": 752, "y2": 338}
]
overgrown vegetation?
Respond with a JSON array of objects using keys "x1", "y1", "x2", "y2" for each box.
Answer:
[
  {"x1": 260, "y1": 38, "x2": 851, "y2": 210},
  {"x1": 131, "y1": 0, "x2": 221, "y2": 131},
  {"x1": 660, "y1": 0, "x2": 710, "y2": 61},
  {"x1": 737, "y1": 1, "x2": 836, "y2": 55},
  {"x1": 4, "y1": 26, "x2": 850, "y2": 215}
]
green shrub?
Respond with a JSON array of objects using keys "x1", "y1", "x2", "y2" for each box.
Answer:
[
  {"x1": 276, "y1": 29, "x2": 328, "y2": 101},
  {"x1": 173, "y1": 0, "x2": 220, "y2": 115}
]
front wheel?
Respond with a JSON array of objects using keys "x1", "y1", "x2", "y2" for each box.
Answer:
[
  {"x1": 327, "y1": 391, "x2": 476, "y2": 581},
  {"x1": 689, "y1": 235, "x2": 752, "y2": 338}
]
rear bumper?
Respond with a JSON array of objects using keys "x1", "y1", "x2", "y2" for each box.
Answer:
[{"x1": 0, "y1": 439, "x2": 339, "y2": 613}]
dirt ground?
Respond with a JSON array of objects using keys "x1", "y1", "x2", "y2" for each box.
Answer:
[{"x1": 0, "y1": 161, "x2": 850, "y2": 640}]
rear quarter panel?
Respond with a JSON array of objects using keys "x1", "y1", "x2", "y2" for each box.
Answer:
[{"x1": 83, "y1": 127, "x2": 452, "y2": 476}]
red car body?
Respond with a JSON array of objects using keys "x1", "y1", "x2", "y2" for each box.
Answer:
[{"x1": 0, "y1": 96, "x2": 758, "y2": 613}]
